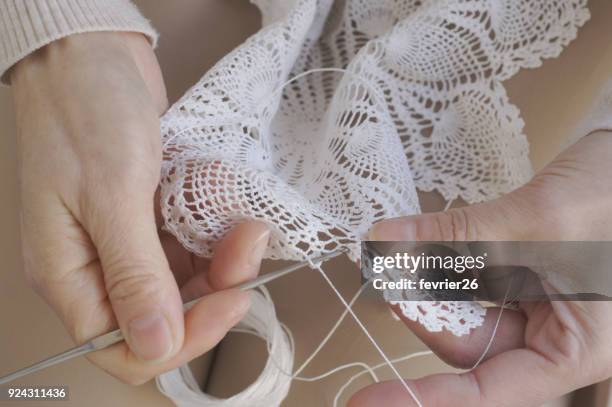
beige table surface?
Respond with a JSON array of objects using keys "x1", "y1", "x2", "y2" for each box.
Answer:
[{"x1": 1, "y1": 1, "x2": 611, "y2": 406}]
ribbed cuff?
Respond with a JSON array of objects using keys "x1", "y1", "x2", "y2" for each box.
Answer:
[{"x1": 0, "y1": 0, "x2": 158, "y2": 84}]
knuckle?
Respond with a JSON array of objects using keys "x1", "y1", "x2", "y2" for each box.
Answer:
[
  {"x1": 78, "y1": 141, "x2": 161, "y2": 201},
  {"x1": 447, "y1": 210, "x2": 469, "y2": 241},
  {"x1": 86, "y1": 158, "x2": 159, "y2": 196},
  {"x1": 64, "y1": 302, "x2": 116, "y2": 345},
  {"x1": 104, "y1": 262, "x2": 163, "y2": 305},
  {"x1": 426, "y1": 209, "x2": 474, "y2": 241}
]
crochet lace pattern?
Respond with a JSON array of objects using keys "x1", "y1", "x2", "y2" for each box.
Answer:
[{"x1": 159, "y1": 0, "x2": 589, "y2": 336}]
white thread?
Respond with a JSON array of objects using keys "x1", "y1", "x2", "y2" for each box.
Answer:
[
  {"x1": 253, "y1": 281, "x2": 379, "y2": 383},
  {"x1": 333, "y1": 350, "x2": 434, "y2": 407},
  {"x1": 156, "y1": 287, "x2": 294, "y2": 407},
  {"x1": 153, "y1": 0, "x2": 589, "y2": 399},
  {"x1": 292, "y1": 281, "x2": 370, "y2": 378},
  {"x1": 470, "y1": 277, "x2": 513, "y2": 371},
  {"x1": 159, "y1": 2, "x2": 590, "y2": 370},
  {"x1": 311, "y1": 263, "x2": 424, "y2": 407},
  {"x1": 328, "y1": 275, "x2": 513, "y2": 405},
  {"x1": 158, "y1": 259, "x2": 510, "y2": 407},
  {"x1": 158, "y1": 68, "x2": 413, "y2": 407},
  {"x1": 158, "y1": 67, "x2": 509, "y2": 407},
  {"x1": 443, "y1": 199, "x2": 455, "y2": 212},
  {"x1": 157, "y1": 274, "x2": 378, "y2": 407}
]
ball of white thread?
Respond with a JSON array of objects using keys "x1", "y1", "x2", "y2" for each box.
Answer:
[{"x1": 156, "y1": 287, "x2": 294, "y2": 407}]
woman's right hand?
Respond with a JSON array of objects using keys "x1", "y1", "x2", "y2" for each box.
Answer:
[{"x1": 11, "y1": 32, "x2": 269, "y2": 384}]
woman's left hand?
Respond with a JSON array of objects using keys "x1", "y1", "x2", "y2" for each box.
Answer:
[{"x1": 349, "y1": 131, "x2": 612, "y2": 407}]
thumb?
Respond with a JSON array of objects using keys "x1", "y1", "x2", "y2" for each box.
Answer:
[
  {"x1": 369, "y1": 189, "x2": 540, "y2": 241},
  {"x1": 89, "y1": 194, "x2": 184, "y2": 363}
]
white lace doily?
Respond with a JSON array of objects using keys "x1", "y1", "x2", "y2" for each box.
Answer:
[{"x1": 159, "y1": 0, "x2": 589, "y2": 336}]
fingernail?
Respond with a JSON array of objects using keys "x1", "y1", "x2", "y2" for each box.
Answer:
[
  {"x1": 128, "y1": 311, "x2": 174, "y2": 363},
  {"x1": 369, "y1": 219, "x2": 416, "y2": 241},
  {"x1": 249, "y1": 228, "x2": 270, "y2": 267}
]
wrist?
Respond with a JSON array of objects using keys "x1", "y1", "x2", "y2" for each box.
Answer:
[
  {"x1": 11, "y1": 32, "x2": 167, "y2": 114},
  {"x1": 11, "y1": 32, "x2": 128, "y2": 85}
]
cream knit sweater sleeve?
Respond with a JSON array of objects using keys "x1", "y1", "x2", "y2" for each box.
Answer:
[{"x1": 0, "y1": 0, "x2": 158, "y2": 84}]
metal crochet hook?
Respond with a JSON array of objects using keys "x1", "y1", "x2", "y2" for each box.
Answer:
[{"x1": 0, "y1": 250, "x2": 345, "y2": 385}]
